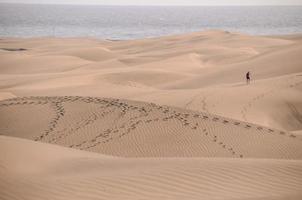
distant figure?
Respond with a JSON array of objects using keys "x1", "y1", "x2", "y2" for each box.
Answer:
[{"x1": 246, "y1": 71, "x2": 251, "y2": 85}]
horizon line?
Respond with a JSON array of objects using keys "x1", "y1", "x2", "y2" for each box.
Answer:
[{"x1": 1, "y1": 2, "x2": 302, "y2": 6}]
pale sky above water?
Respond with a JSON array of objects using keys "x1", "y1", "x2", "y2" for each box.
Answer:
[{"x1": 0, "y1": 0, "x2": 302, "y2": 6}]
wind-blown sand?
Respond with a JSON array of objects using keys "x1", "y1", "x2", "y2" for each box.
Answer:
[
  {"x1": 1, "y1": 135, "x2": 302, "y2": 200},
  {"x1": 0, "y1": 30, "x2": 302, "y2": 200}
]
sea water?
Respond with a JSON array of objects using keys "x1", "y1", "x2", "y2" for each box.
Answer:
[{"x1": 0, "y1": 3, "x2": 302, "y2": 39}]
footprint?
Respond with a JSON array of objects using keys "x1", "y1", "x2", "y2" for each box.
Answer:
[
  {"x1": 245, "y1": 125, "x2": 252, "y2": 129},
  {"x1": 234, "y1": 122, "x2": 240, "y2": 126},
  {"x1": 212, "y1": 117, "x2": 219, "y2": 122},
  {"x1": 202, "y1": 116, "x2": 209, "y2": 120}
]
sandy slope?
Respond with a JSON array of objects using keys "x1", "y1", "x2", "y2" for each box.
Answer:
[
  {"x1": 1, "y1": 136, "x2": 302, "y2": 200},
  {"x1": 0, "y1": 96, "x2": 301, "y2": 159},
  {"x1": 0, "y1": 30, "x2": 302, "y2": 200}
]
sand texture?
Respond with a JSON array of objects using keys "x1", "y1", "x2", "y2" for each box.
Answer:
[
  {"x1": 1, "y1": 135, "x2": 302, "y2": 200},
  {"x1": 0, "y1": 30, "x2": 302, "y2": 200}
]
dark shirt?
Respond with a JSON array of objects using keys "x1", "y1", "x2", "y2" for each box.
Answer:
[{"x1": 246, "y1": 73, "x2": 250, "y2": 79}]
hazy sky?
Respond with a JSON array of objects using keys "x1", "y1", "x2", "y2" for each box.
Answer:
[{"x1": 0, "y1": 0, "x2": 301, "y2": 5}]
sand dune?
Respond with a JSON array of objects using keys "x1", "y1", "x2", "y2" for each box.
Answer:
[
  {"x1": 1, "y1": 135, "x2": 302, "y2": 200},
  {"x1": 1, "y1": 30, "x2": 302, "y2": 200},
  {"x1": 0, "y1": 54, "x2": 91, "y2": 74},
  {"x1": 0, "y1": 96, "x2": 301, "y2": 159},
  {"x1": 1, "y1": 31, "x2": 301, "y2": 130},
  {"x1": 50, "y1": 47, "x2": 118, "y2": 62}
]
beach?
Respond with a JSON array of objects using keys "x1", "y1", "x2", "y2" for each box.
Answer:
[{"x1": 0, "y1": 30, "x2": 302, "y2": 199}]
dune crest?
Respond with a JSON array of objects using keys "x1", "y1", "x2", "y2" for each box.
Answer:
[{"x1": 0, "y1": 96, "x2": 301, "y2": 159}]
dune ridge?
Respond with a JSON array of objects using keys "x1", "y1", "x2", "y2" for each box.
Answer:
[{"x1": 0, "y1": 96, "x2": 301, "y2": 159}]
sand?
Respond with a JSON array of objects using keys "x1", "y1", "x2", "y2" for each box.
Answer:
[
  {"x1": 1, "y1": 135, "x2": 302, "y2": 200},
  {"x1": 0, "y1": 30, "x2": 302, "y2": 200}
]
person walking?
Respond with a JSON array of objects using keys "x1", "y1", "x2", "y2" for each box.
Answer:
[{"x1": 246, "y1": 71, "x2": 251, "y2": 85}]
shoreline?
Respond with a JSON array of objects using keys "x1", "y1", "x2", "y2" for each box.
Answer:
[{"x1": 1, "y1": 29, "x2": 302, "y2": 41}]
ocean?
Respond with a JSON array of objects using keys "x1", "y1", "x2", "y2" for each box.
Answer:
[{"x1": 0, "y1": 3, "x2": 302, "y2": 39}]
